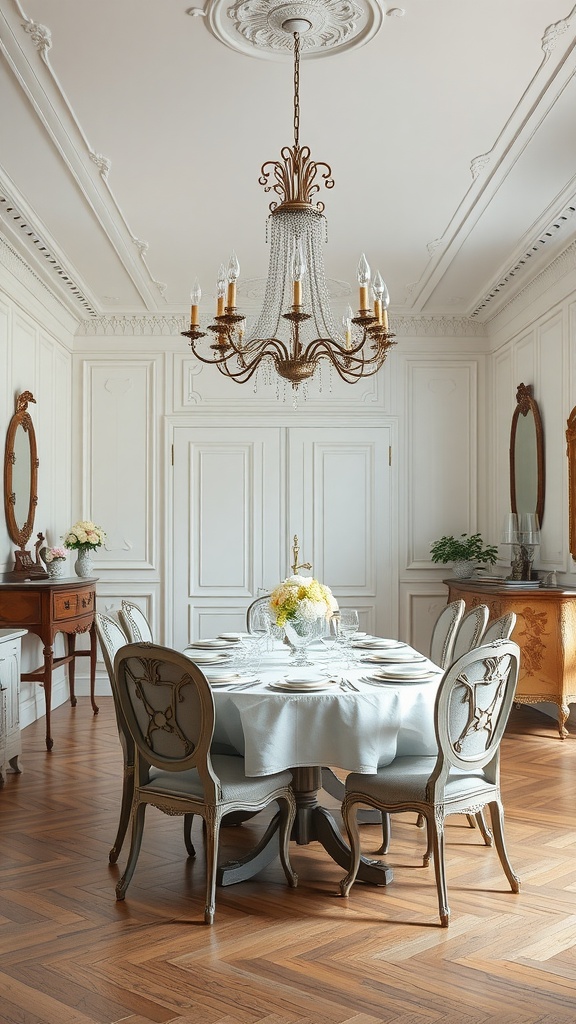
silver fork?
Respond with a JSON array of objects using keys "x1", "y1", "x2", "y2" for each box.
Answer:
[{"x1": 340, "y1": 677, "x2": 360, "y2": 692}]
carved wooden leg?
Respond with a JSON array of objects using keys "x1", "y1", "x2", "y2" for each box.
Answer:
[
  {"x1": 67, "y1": 632, "x2": 77, "y2": 707},
  {"x1": 558, "y1": 703, "x2": 569, "y2": 739},
  {"x1": 89, "y1": 622, "x2": 99, "y2": 715},
  {"x1": 43, "y1": 644, "x2": 54, "y2": 751}
]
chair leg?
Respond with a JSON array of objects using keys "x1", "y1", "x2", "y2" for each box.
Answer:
[
  {"x1": 183, "y1": 813, "x2": 196, "y2": 857},
  {"x1": 416, "y1": 812, "x2": 425, "y2": 828},
  {"x1": 429, "y1": 814, "x2": 450, "y2": 927},
  {"x1": 475, "y1": 809, "x2": 493, "y2": 846},
  {"x1": 377, "y1": 811, "x2": 391, "y2": 855},
  {"x1": 115, "y1": 802, "x2": 146, "y2": 900},
  {"x1": 277, "y1": 793, "x2": 298, "y2": 888},
  {"x1": 109, "y1": 764, "x2": 134, "y2": 864},
  {"x1": 339, "y1": 795, "x2": 363, "y2": 898},
  {"x1": 487, "y1": 800, "x2": 520, "y2": 893},
  {"x1": 203, "y1": 809, "x2": 223, "y2": 925}
]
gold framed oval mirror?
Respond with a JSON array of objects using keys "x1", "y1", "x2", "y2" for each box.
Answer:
[
  {"x1": 510, "y1": 382, "x2": 545, "y2": 527},
  {"x1": 567, "y1": 406, "x2": 576, "y2": 559},
  {"x1": 3, "y1": 391, "x2": 46, "y2": 576}
]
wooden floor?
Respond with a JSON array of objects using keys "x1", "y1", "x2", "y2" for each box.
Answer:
[{"x1": 1, "y1": 700, "x2": 576, "y2": 1024}]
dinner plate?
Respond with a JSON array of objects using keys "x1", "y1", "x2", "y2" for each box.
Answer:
[
  {"x1": 285, "y1": 672, "x2": 327, "y2": 685},
  {"x1": 366, "y1": 666, "x2": 440, "y2": 682},
  {"x1": 352, "y1": 638, "x2": 407, "y2": 650},
  {"x1": 217, "y1": 632, "x2": 247, "y2": 641},
  {"x1": 267, "y1": 678, "x2": 339, "y2": 693},
  {"x1": 187, "y1": 638, "x2": 233, "y2": 649},
  {"x1": 183, "y1": 650, "x2": 230, "y2": 664},
  {"x1": 362, "y1": 651, "x2": 426, "y2": 664},
  {"x1": 207, "y1": 673, "x2": 259, "y2": 688}
]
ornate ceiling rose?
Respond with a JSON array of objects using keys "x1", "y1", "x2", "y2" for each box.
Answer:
[{"x1": 206, "y1": 0, "x2": 384, "y2": 60}]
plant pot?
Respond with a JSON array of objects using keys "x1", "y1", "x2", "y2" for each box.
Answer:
[{"x1": 451, "y1": 560, "x2": 476, "y2": 579}]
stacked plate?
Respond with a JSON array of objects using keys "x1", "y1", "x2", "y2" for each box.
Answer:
[
  {"x1": 203, "y1": 668, "x2": 258, "y2": 688},
  {"x1": 187, "y1": 638, "x2": 234, "y2": 650},
  {"x1": 183, "y1": 647, "x2": 230, "y2": 665},
  {"x1": 268, "y1": 671, "x2": 339, "y2": 693},
  {"x1": 352, "y1": 637, "x2": 407, "y2": 650},
  {"x1": 362, "y1": 650, "x2": 427, "y2": 664},
  {"x1": 364, "y1": 663, "x2": 442, "y2": 684}
]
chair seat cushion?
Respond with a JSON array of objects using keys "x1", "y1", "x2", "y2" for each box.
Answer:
[
  {"x1": 346, "y1": 756, "x2": 496, "y2": 805},
  {"x1": 142, "y1": 755, "x2": 293, "y2": 805}
]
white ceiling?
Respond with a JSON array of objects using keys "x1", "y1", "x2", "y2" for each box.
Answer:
[{"x1": 1, "y1": 0, "x2": 576, "y2": 329}]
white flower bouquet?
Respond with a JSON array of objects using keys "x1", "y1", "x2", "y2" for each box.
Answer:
[
  {"x1": 269, "y1": 574, "x2": 337, "y2": 628},
  {"x1": 64, "y1": 520, "x2": 106, "y2": 552}
]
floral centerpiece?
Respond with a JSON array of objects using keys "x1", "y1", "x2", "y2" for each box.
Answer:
[
  {"x1": 269, "y1": 575, "x2": 337, "y2": 665},
  {"x1": 64, "y1": 520, "x2": 106, "y2": 578},
  {"x1": 44, "y1": 545, "x2": 67, "y2": 563},
  {"x1": 43, "y1": 546, "x2": 67, "y2": 578}
]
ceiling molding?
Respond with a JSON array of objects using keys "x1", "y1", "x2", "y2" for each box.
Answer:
[
  {"x1": 482, "y1": 237, "x2": 576, "y2": 335},
  {"x1": 470, "y1": 196, "x2": 576, "y2": 319},
  {"x1": 407, "y1": 3, "x2": 576, "y2": 312},
  {"x1": 205, "y1": 0, "x2": 384, "y2": 61},
  {"x1": 0, "y1": 233, "x2": 80, "y2": 335},
  {"x1": 1, "y1": 0, "x2": 168, "y2": 309}
]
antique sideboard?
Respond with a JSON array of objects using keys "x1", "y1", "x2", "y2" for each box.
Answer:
[
  {"x1": 0, "y1": 577, "x2": 99, "y2": 751},
  {"x1": 445, "y1": 578, "x2": 576, "y2": 738}
]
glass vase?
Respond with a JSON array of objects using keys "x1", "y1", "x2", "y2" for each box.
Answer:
[{"x1": 284, "y1": 617, "x2": 324, "y2": 667}]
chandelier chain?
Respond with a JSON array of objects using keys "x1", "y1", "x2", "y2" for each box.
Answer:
[{"x1": 293, "y1": 32, "x2": 300, "y2": 149}]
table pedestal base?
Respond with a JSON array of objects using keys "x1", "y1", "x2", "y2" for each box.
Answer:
[{"x1": 217, "y1": 765, "x2": 393, "y2": 887}]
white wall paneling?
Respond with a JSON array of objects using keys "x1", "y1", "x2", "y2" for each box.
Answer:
[
  {"x1": 80, "y1": 359, "x2": 158, "y2": 571},
  {"x1": 172, "y1": 426, "x2": 284, "y2": 650},
  {"x1": 399, "y1": 584, "x2": 450, "y2": 657},
  {"x1": 405, "y1": 360, "x2": 478, "y2": 569},
  {"x1": 288, "y1": 426, "x2": 395, "y2": 637}
]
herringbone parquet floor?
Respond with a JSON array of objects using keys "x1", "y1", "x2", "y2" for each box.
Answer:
[{"x1": 1, "y1": 698, "x2": 576, "y2": 1024}]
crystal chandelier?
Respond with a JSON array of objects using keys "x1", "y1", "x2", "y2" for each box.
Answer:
[{"x1": 182, "y1": 22, "x2": 396, "y2": 390}]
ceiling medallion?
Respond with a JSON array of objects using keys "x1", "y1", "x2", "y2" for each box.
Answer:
[{"x1": 207, "y1": 0, "x2": 384, "y2": 59}]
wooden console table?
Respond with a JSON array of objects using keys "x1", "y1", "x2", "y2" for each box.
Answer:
[
  {"x1": 445, "y1": 578, "x2": 576, "y2": 738},
  {"x1": 0, "y1": 577, "x2": 99, "y2": 751}
]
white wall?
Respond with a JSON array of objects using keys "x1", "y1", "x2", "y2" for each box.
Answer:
[{"x1": 0, "y1": 237, "x2": 75, "y2": 726}]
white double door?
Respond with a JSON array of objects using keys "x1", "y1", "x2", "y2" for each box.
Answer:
[{"x1": 172, "y1": 424, "x2": 395, "y2": 648}]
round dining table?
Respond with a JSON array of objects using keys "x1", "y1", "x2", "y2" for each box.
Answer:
[{"x1": 184, "y1": 637, "x2": 443, "y2": 887}]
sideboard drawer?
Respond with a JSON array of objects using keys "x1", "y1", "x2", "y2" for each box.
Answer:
[{"x1": 53, "y1": 592, "x2": 80, "y2": 620}]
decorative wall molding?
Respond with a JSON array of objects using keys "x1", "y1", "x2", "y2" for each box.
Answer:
[
  {"x1": 542, "y1": 4, "x2": 576, "y2": 58},
  {"x1": 75, "y1": 311, "x2": 488, "y2": 339},
  {"x1": 206, "y1": 0, "x2": 384, "y2": 60},
  {"x1": 391, "y1": 315, "x2": 486, "y2": 338},
  {"x1": 76, "y1": 314, "x2": 186, "y2": 336}
]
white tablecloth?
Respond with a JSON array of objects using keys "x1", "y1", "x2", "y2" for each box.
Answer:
[{"x1": 208, "y1": 644, "x2": 441, "y2": 777}]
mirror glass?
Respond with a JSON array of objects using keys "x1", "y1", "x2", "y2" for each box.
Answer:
[
  {"x1": 12, "y1": 423, "x2": 33, "y2": 532},
  {"x1": 510, "y1": 383, "x2": 545, "y2": 527},
  {"x1": 3, "y1": 391, "x2": 40, "y2": 561}
]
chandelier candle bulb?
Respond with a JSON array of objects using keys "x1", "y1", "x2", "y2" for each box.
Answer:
[
  {"x1": 357, "y1": 253, "x2": 371, "y2": 311},
  {"x1": 217, "y1": 264, "x2": 227, "y2": 316},
  {"x1": 227, "y1": 251, "x2": 240, "y2": 308},
  {"x1": 190, "y1": 279, "x2": 202, "y2": 327}
]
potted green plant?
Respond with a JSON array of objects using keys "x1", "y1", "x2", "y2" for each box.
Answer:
[{"x1": 430, "y1": 532, "x2": 498, "y2": 579}]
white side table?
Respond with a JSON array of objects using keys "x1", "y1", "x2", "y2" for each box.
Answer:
[{"x1": 0, "y1": 628, "x2": 26, "y2": 782}]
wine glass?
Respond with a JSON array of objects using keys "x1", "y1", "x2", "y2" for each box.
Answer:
[
  {"x1": 339, "y1": 609, "x2": 359, "y2": 640},
  {"x1": 320, "y1": 613, "x2": 341, "y2": 663}
]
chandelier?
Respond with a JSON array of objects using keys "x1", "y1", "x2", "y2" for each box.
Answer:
[{"x1": 182, "y1": 21, "x2": 396, "y2": 390}]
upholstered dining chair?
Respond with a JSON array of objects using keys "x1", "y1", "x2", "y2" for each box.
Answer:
[
  {"x1": 482, "y1": 612, "x2": 517, "y2": 644},
  {"x1": 429, "y1": 599, "x2": 465, "y2": 669},
  {"x1": 451, "y1": 603, "x2": 489, "y2": 661},
  {"x1": 339, "y1": 639, "x2": 521, "y2": 927},
  {"x1": 113, "y1": 642, "x2": 297, "y2": 924},
  {"x1": 118, "y1": 600, "x2": 153, "y2": 643},
  {"x1": 95, "y1": 613, "x2": 195, "y2": 863}
]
